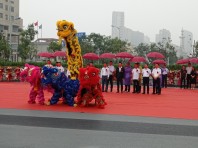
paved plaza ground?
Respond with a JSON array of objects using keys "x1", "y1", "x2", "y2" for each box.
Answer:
[{"x1": 0, "y1": 82, "x2": 198, "y2": 148}]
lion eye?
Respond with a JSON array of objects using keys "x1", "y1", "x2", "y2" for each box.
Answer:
[
  {"x1": 63, "y1": 25, "x2": 68, "y2": 30},
  {"x1": 92, "y1": 73, "x2": 96, "y2": 76}
]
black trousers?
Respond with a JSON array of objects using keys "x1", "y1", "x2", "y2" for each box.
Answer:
[
  {"x1": 133, "y1": 80, "x2": 139, "y2": 93},
  {"x1": 102, "y1": 76, "x2": 108, "y2": 91},
  {"x1": 153, "y1": 78, "x2": 161, "y2": 94},
  {"x1": 143, "y1": 77, "x2": 149, "y2": 93},
  {"x1": 162, "y1": 74, "x2": 167, "y2": 88},
  {"x1": 125, "y1": 85, "x2": 131, "y2": 92},
  {"x1": 180, "y1": 77, "x2": 186, "y2": 89},
  {"x1": 107, "y1": 75, "x2": 113, "y2": 92},
  {"x1": 117, "y1": 78, "x2": 123, "y2": 92},
  {"x1": 187, "y1": 74, "x2": 191, "y2": 89}
]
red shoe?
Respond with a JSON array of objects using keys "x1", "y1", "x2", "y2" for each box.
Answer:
[{"x1": 28, "y1": 100, "x2": 36, "y2": 104}]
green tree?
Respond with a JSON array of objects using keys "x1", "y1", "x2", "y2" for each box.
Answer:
[
  {"x1": 0, "y1": 32, "x2": 11, "y2": 61},
  {"x1": 134, "y1": 43, "x2": 150, "y2": 57},
  {"x1": 18, "y1": 24, "x2": 38, "y2": 62},
  {"x1": 47, "y1": 41, "x2": 62, "y2": 52},
  {"x1": 78, "y1": 35, "x2": 94, "y2": 55},
  {"x1": 80, "y1": 33, "x2": 129, "y2": 54},
  {"x1": 154, "y1": 42, "x2": 178, "y2": 65}
]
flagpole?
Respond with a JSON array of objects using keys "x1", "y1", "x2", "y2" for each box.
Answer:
[
  {"x1": 41, "y1": 26, "x2": 42, "y2": 38},
  {"x1": 37, "y1": 20, "x2": 38, "y2": 40}
]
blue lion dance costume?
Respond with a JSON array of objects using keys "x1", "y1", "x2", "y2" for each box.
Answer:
[{"x1": 41, "y1": 66, "x2": 79, "y2": 106}]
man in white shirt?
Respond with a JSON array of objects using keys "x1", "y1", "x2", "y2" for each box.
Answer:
[
  {"x1": 55, "y1": 62, "x2": 65, "y2": 73},
  {"x1": 186, "y1": 62, "x2": 192, "y2": 89},
  {"x1": 100, "y1": 63, "x2": 109, "y2": 92},
  {"x1": 161, "y1": 64, "x2": 169, "y2": 88},
  {"x1": 142, "y1": 64, "x2": 151, "y2": 94},
  {"x1": 152, "y1": 63, "x2": 162, "y2": 95},
  {"x1": 132, "y1": 63, "x2": 141, "y2": 93},
  {"x1": 107, "y1": 61, "x2": 115, "y2": 92},
  {"x1": 45, "y1": 60, "x2": 53, "y2": 68}
]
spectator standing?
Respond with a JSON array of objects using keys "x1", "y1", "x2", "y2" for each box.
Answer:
[
  {"x1": 107, "y1": 61, "x2": 115, "y2": 92},
  {"x1": 132, "y1": 63, "x2": 141, "y2": 93},
  {"x1": 180, "y1": 65, "x2": 187, "y2": 89},
  {"x1": 190, "y1": 66, "x2": 197, "y2": 89},
  {"x1": 45, "y1": 60, "x2": 53, "y2": 68},
  {"x1": 100, "y1": 63, "x2": 109, "y2": 92},
  {"x1": 116, "y1": 62, "x2": 125, "y2": 93},
  {"x1": 186, "y1": 63, "x2": 192, "y2": 89},
  {"x1": 142, "y1": 64, "x2": 151, "y2": 94},
  {"x1": 124, "y1": 62, "x2": 132, "y2": 92},
  {"x1": 152, "y1": 64, "x2": 162, "y2": 95},
  {"x1": 55, "y1": 62, "x2": 64, "y2": 73},
  {"x1": 161, "y1": 64, "x2": 169, "y2": 88}
]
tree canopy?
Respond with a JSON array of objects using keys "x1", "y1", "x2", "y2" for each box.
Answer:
[
  {"x1": 0, "y1": 32, "x2": 10, "y2": 61},
  {"x1": 78, "y1": 33, "x2": 129, "y2": 55},
  {"x1": 18, "y1": 24, "x2": 38, "y2": 62}
]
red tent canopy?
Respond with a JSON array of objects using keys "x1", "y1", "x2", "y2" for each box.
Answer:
[
  {"x1": 147, "y1": 52, "x2": 165, "y2": 59},
  {"x1": 129, "y1": 56, "x2": 147, "y2": 63},
  {"x1": 83, "y1": 53, "x2": 99, "y2": 60},
  {"x1": 116, "y1": 52, "x2": 133, "y2": 58},
  {"x1": 100, "y1": 53, "x2": 115, "y2": 59}
]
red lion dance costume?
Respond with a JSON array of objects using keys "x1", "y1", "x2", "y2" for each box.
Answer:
[
  {"x1": 20, "y1": 64, "x2": 45, "y2": 105},
  {"x1": 77, "y1": 67, "x2": 107, "y2": 108}
]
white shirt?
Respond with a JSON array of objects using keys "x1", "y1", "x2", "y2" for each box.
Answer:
[
  {"x1": 66, "y1": 69, "x2": 71, "y2": 77},
  {"x1": 45, "y1": 64, "x2": 53, "y2": 68},
  {"x1": 100, "y1": 67, "x2": 109, "y2": 78},
  {"x1": 162, "y1": 68, "x2": 169, "y2": 75},
  {"x1": 142, "y1": 68, "x2": 151, "y2": 77},
  {"x1": 152, "y1": 68, "x2": 161, "y2": 78},
  {"x1": 132, "y1": 68, "x2": 140, "y2": 80},
  {"x1": 108, "y1": 65, "x2": 115, "y2": 75},
  {"x1": 56, "y1": 66, "x2": 64, "y2": 73},
  {"x1": 186, "y1": 66, "x2": 192, "y2": 74}
]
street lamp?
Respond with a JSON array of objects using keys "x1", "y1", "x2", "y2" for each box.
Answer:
[{"x1": 111, "y1": 25, "x2": 120, "y2": 39}]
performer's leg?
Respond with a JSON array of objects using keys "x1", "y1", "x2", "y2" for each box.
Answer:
[
  {"x1": 37, "y1": 87, "x2": 45, "y2": 105},
  {"x1": 50, "y1": 89, "x2": 61, "y2": 105},
  {"x1": 28, "y1": 87, "x2": 37, "y2": 104}
]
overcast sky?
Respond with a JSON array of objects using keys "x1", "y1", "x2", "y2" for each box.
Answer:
[{"x1": 20, "y1": 0, "x2": 198, "y2": 45}]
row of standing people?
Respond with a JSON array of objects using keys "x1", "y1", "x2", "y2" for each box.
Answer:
[
  {"x1": 180, "y1": 63, "x2": 197, "y2": 89},
  {"x1": 100, "y1": 61, "x2": 163, "y2": 95}
]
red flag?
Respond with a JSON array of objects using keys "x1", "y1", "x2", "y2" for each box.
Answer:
[{"x1": 34, "y1": 21, "x2": 38, "y2": 26}]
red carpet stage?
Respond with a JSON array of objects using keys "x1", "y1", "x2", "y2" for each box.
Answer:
[{"x1": 0, "y1": 82, "x2": 198, "y2": 120}]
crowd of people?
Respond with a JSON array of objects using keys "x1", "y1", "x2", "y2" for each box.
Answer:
[
  {"x1": 0, "y1": 61, "x2": 197, "y2": 93},
  {"x1": 100, "y1": 61, "x2": 198, "y2": 95}
]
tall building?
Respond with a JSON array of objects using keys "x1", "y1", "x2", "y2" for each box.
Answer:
[
  {"x1": 111, "y1": 11, "x2": 124, "y2": 39},
  {"x1": 155, "y1": 29, "x2": 171, "y2": 45},
  {"x1": 0, "y1": 0, "x2": 23, "y2": 61},
  {"x1": 180, "y1": 29, "x2": 193, "y2": 58},
  {"x1": 111, "y1": 11, "x2": 148, "y2": 47}
]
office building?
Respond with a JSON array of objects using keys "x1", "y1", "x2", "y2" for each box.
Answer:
[
  {"x1": 111, "y1": 11, "x2": 149, "y2": 47},
  {"x1": 180, "y1": 29, "x2": 193, "y2": 58},
  {"x1": 155, "y1": 29, "x2": 171, "y2": 45},
  {"x1": 0, "y1": 0, "x2": 23, "y2": 61}
]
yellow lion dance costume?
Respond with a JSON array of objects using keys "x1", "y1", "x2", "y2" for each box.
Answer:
[{"x1": 56, "y1": 20, "x2": 83, "y2": 80}]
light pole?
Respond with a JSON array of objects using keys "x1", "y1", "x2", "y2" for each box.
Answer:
[{"x1": 111, "y1": 25, "x2": 120, "y2": 39}]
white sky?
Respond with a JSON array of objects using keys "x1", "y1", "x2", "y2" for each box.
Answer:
[{"x1": 20, "y1": 0, "x2": 198, "y2": 45}]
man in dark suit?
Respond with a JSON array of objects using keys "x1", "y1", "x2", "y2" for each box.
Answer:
[{"x1": 116, "y1": 62, "x2": 125, "y2": 93}]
